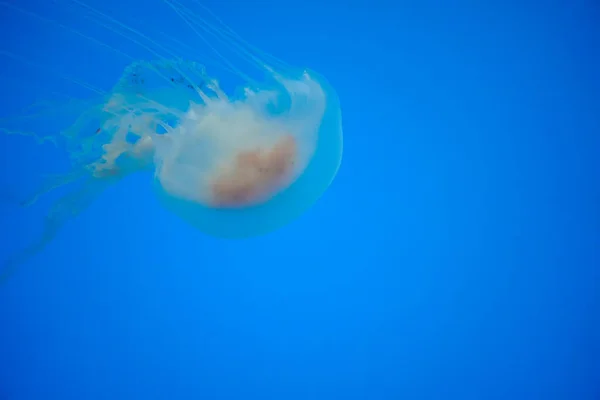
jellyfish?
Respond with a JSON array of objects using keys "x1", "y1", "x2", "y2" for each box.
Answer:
[{"x1": 0, "y1": 0, "x2": 343, "y2": 281}]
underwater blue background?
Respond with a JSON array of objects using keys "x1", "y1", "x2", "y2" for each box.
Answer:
[{"x1": 0, "y1": 0, "x2": 599, "y2": 399}]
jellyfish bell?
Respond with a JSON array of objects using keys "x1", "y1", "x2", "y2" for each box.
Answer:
[
  {"x1": 93, "y1": 57, "x2": 342, "y2": 238},
  {"x1": 151, "y1": 67, "x2": 343, "y2": 238}
]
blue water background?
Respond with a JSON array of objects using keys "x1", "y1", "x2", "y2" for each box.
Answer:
[{"x1": 0, "y1": 0, "x2": 598, "y2": 399}]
